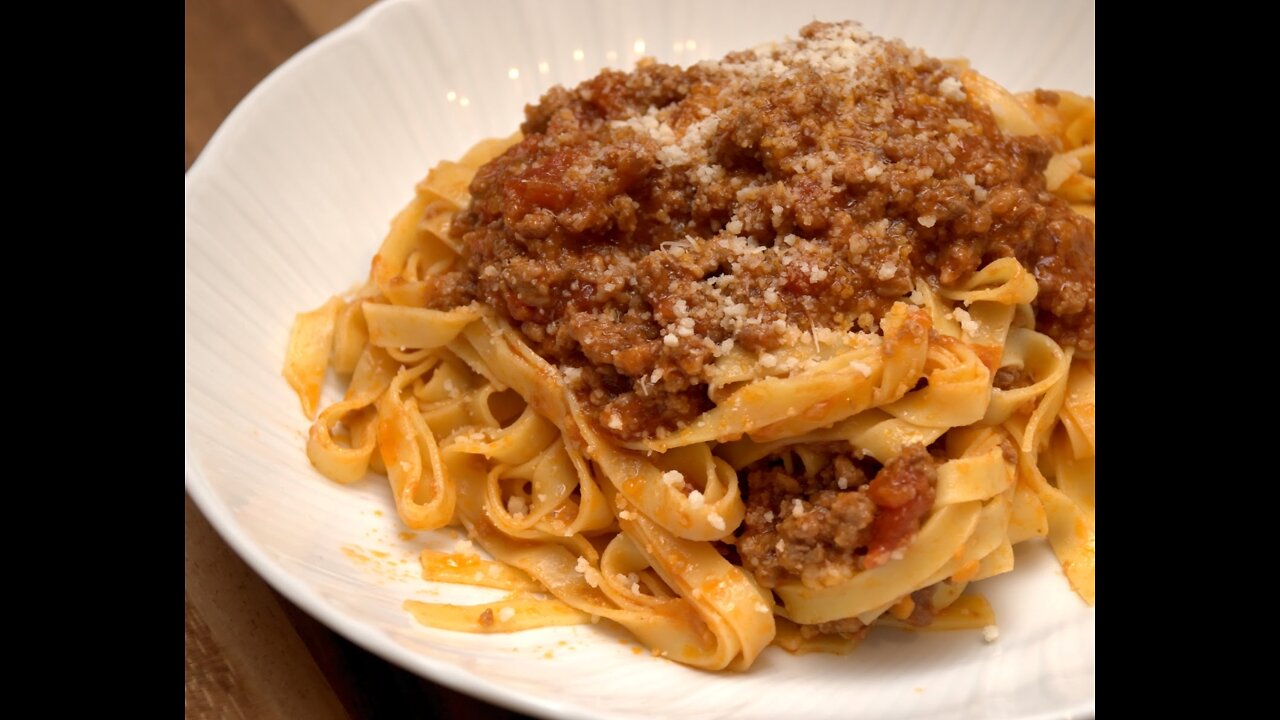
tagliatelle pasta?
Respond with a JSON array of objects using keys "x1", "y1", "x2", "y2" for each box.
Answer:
[{"x1": 285, "y1": 21, "x2": 1094, "y2": 670}]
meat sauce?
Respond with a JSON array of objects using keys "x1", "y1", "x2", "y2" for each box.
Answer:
[
  {"x1": 439, "y1": 22, "x2": 1094, "y2": 442},
  {"x1": 736, "y1": 444, "x2": 938, "y2": 590}
]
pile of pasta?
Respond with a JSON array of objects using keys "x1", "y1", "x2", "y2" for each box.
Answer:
[{"x1": 285, "y1": 76, "x2": 1094, "y2": 672}]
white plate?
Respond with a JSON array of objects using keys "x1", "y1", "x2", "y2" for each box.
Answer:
[{"x1": 184, "y1": 1, "x2": 1095, "y2": 718}]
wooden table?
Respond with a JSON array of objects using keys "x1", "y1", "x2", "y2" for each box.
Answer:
[{"x1": 185, "y1": 2, "x2": 534, "y2": 716}]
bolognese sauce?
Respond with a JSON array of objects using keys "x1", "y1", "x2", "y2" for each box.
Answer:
[
  {"x1": 736, "y1": 444, "x2": 938, "y2": 589},
  {"x1": 440, "y1": 21, "x2": 1094, "y2": 444}
]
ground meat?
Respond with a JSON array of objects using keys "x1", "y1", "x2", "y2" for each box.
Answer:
[
  {"x1": 737, "y1": 444, "x2": 938, "y2": 589},
  {"x1": 993, "y1": 365, "x2": 1034, "y2": 390},
  {"x1": 800, "y1": 616, "x2": 869, "y2": 641},
  {"x1": 863, "y1": 444, "x2": 938, "y2": 568},
  {"x1": 902, "y1": 584, "x2": 943, "y2": 627},
  {"x1": 422, "y1": 270, "x2": 476, "y2": 310},
  {"x1": 443, "y1": 21, "x2": 1095, "y2": 440}
]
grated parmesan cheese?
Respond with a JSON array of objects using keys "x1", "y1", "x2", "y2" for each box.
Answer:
[
  {"x1": 707, "y1": 511, "x2": 726, "y2": 531},
  {"x1": 573, "y1": 556, "x2": 602, "y2": 588},
  {"x1": 952, "y1": 307, "x2": 979, "y2": 335},
  {"x1": 687, "y1": 489, "x2": 705, "y2": 509},
  {"x1": 507, "y1": 495, "x2": 528, "y2": 518},
  {"x1": 939, "y1": 76, "x2": 966, "y2": 101}
]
